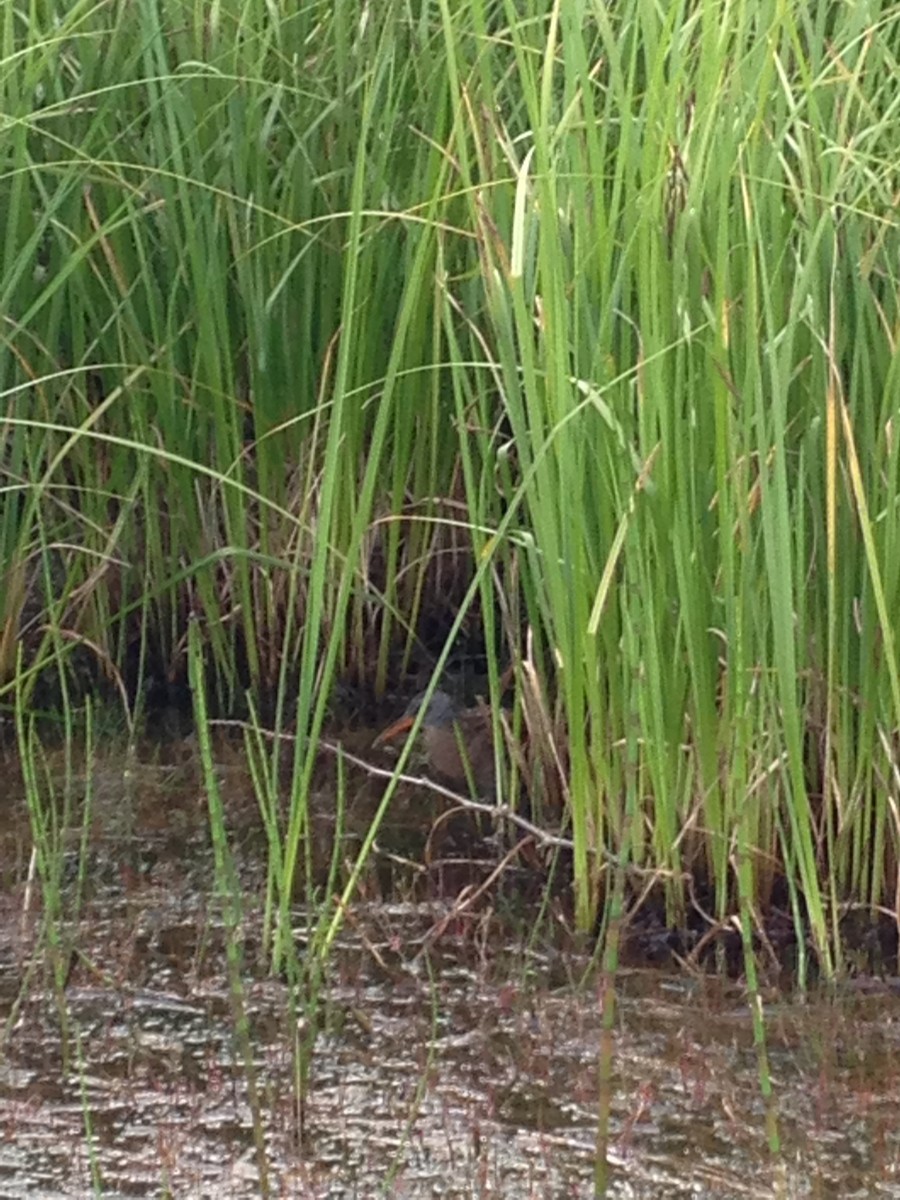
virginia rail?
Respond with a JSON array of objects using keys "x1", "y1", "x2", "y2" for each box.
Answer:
[{"x1": 374, "y1": 690, "x2": 497, "y2": 797}]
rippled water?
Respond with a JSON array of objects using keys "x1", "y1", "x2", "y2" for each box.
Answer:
[{"x1": 1, "y1": 752, "x2": 899, "y2": 1198}]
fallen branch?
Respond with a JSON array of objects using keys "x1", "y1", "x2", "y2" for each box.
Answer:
[{"x1": 208, "y1": 717, "x2": 647, "y2": 872}]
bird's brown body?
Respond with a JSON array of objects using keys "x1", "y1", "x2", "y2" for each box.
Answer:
[{"x1": 374, "y1": 690, "x2": 497, "y2": 796}]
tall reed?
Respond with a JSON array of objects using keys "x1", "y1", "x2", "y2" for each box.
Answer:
[{"x1": 1, "y1": 1, "x2": 898, "y2": 972}]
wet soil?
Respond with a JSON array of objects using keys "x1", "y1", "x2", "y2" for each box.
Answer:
[{"x1": 0, "y1": 737, "x2": 899, "y2": 1197}]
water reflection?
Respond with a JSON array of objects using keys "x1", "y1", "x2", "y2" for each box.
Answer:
[
  {"x1": 2, "y1": 882, "x2": 900, "y2": 1197},
  {"x1": 0, "y1": 749, "x2": 898, "y2": 1197}
]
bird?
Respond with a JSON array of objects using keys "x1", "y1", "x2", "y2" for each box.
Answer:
[{"x1": 373, "y1": 689, "x2": 498, "y2": 797}]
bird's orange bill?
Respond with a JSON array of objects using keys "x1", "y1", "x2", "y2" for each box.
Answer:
[{"x1": 373, "y1": 715, "x2": 416, "y2": 746}]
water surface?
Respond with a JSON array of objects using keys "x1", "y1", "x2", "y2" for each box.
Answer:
[{"x1": 1, "y1": 747, "x2": 898, "y2": 1198}]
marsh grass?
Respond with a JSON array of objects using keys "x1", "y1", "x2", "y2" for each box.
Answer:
[
  {"x1": 1, "y1": 0, "x2": 899, "y2": 990},
  {"x1": 189, "y1": 620, "x2": 271, "y2": 1195},
  {"x1": 14, "y1": 655, "x2": 95, "y2": 1067}
]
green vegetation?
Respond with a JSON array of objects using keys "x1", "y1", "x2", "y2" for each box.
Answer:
[{"x1": 2, "y1": 0, "x2": 899, "y2": 986}]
